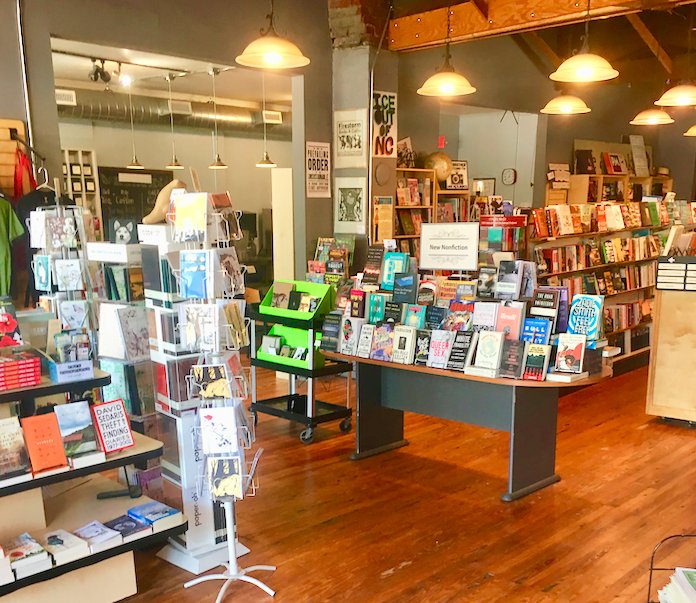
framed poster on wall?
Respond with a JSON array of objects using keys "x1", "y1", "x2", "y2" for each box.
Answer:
[
  {"x1": 372, "y1": 91, "x2": 397, "y2": 159},
  {"x1": 334, "y1": 109, "x2": 368, "y2": 169},
  {"x1": 334, "y1": 177, "x2": 367, "y2": 234},
  {"x1": 306, "y1": 141, "x2": 331, "y2": 198}
]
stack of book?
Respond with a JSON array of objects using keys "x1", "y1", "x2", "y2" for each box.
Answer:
[{"x1": 0, "y1": 350, "x2": 41, "y2": 392}]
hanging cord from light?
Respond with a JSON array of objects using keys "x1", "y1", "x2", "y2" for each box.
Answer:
[
  {"x1": 256, "y1": 72, "x2": 277, "y2": 167},
  {"x1": 166, "y1": 74, "x2": 184, "y2": 170},
  {"x1": 126, "y1": 81, "x2": 143, "y2": 169},
  {"x1": 209, "y1": 67, "x2": 228, "y2": 170}
]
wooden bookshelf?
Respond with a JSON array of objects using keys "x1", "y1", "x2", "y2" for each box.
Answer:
[
  {"x1": 529, "y1": 223, "x2": 675, "y2": 244},
  {"x1": 605, "y1": 285, "x2": 655, "y2": 298},
  {"x1": 394, "y1": 234, "x2": 421, "y2": 239},
  {"x1": 395, "y1": 205, "x2": 432, "y2": 209},
  {"x1": 539, "y1": 257, "x2": 656, "y2": 279},
  {"x1": 605, "y1": 320, "x2": 653, "y2": 337}
]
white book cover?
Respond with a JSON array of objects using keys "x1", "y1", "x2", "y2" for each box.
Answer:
[
  {"x1": 116, "y1": 306, "x2": 151, "y2": 362},
  {"x1": 555, "y1": 333, "x2": 586, "y2": 373},
  {"x1": 474, "y1": 331, "x2": 505, "y2": 369},
  {"x1": 73, "y1": 521, "x2": 122, "y2": 553},
  {"x1": 186, "y1": 303, "x2": 219, "y2": 353},
  {"x1": 39, "y1": 529, "x2": 89, "y2": 565},
  {"x1": 356, "y1": 324, "x2": 376, "y2": 359},
  {"x1": 200, "y1": 407, "x2": 240, "y2": 456},
  {"x1": 339, "y1": 316, "x2": 366, "y2": 356},
  {"x1": 555, "y1": 204, "x2": 575, "y2": 235},
  {"x1": 495, "y1": 260, "x2": 522, "y2": 300},
  {"x1": 2, "y1": 533, "x2": 47, "y2": 568},
  {"x1": 29, "y1": 210, "x2": 49, "y2": 250},
  {"x1": 98, "y1": 303, "x2": 129, "y2": 359},
  {"x1": 546, "y1": 370, "x2": 589, "y2": 383},
  {"x1": 391, "y1": 325, "x2": 416, "y2": 364},
  {"x1": 14, "y1": 556, "x2": 52, "y2": 579},
  {"x1": 58, "y1": 300, "x2": 88, "y2": 330},
  {"x1": 473, "y1": 301, "x2": 499, "y2": 332},
  {"x1": 464, "y1": 366, "x2": 499, "y2": 379},
  {"x1": 54, "y1": 259, "x2": 84, "y2": 291},
  {"x1": 426, "y1": 330, "x2": 455, "y2": 369}
]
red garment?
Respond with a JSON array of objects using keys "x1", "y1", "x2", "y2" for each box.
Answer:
[{"x1": 13, "y1": 149, "x2": 36, "y2": 200}]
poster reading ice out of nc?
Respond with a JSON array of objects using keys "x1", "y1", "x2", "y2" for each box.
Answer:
[{"x1": 372, "y1": 91, "x2": 397, "y2": 159}]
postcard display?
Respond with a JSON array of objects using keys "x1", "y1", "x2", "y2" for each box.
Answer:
[{"x1": 142, "y1": 192, "x2": 260, "y2": 576}]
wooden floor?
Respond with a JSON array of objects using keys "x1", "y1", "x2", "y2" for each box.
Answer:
[{"x1": 128, "y1": 366, "x2": 696, "y2": 603}]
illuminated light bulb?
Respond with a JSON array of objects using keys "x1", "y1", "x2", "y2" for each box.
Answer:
[
  {"x1": 439, "y1": 83, "x2": 455, "y2": 93},
  {"x1": 264, "y1": 52, "x2": 282, "y2": 64},
  {"x1": 121, "y1": 74, "x2": 132, "y2": 87},
  {"x1": 576, "y1": 67, "x2": 594, "y2": 79}
]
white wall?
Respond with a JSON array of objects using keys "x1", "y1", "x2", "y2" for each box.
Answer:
[
  {"x1": 457, "y1": 110, "x2": 538, "y2": 208},
  {"x1": 58, "y1": 120, "x2": 293, "y2": 214}
]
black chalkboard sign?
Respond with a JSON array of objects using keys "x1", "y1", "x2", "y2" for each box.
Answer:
[{"x1": 98, "y1": 167, "x2": 173, "y2": 241}]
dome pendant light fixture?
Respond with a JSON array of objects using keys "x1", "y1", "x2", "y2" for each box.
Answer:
[
  {"x1": 236, "y1": 0, "x2": 310, "y2": 69},
  {"x1": 629, "y1": 109, "x2": 674, "y2": 125},
  {"x1": 417, "y1": 6, "x2": 476, "y2": 97},
  {"x1": 125, "y1": 79, "x2": 144, "y2": 170},
  {"x1": 684, "y1": 125, "x2": 696, "y2": 136},
  {"x1": 540, "y1": 95, "x2": 591, "y2": 114},
  {"x1": 208, "y1": 68, "x2": 228, "y2": 171},
  {"x1": 549, "y1": 0, "x2": 618, "y2": 83},
  {"x1": 656, "y1": 8, "x2": 696, "y2": 107},
  {"x1": 256, "y1": 73, "x2": 277, "y2": 168},
  {"x1": 165, "y1": 74, "x2": 184, "y2": 170}
]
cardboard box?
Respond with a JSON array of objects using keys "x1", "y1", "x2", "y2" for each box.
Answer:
[{"x1": 48, "y1": 359, "x2": 94, "y2": 383}]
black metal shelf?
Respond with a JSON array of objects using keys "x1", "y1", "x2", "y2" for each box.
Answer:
[
  {"x1": 250, "y1": 357, "x2": 352, "y2": 379},
  {"x1": 0, "y1": 369, "x2": 111, "y2": 405},
  {"x1": 247, "y1": 307, "x2": 326, "y2": 330},
  {"x1": 0, "y1": 520, "x2": 188, "y2": 596},
  {"x1": 251, "y1": 394, "x2": 351, "y2": 429}
]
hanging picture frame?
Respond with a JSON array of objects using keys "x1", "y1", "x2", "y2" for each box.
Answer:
[
  {"x1": 334, "y1": 177, "x2": 367, "y2": 235},
  {"x1": 334, "y1": 109, "x2": 368, "y2": 169}
]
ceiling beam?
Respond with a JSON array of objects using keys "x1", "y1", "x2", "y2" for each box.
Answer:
[
  {"x1": 388, "y1": 0, "x2": 696, "y2": 52},
  {"x1": 625, "y1": 13, "x2": 673, "y2": 73},
  {"x1": 471, "y1": 0, "x2": 489, "y2": 20},
  {"x1": 524, "y1": 31, "x2": 562, "y2": 68}
]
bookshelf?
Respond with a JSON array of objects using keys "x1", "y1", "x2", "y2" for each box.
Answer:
[
  {"x1": 62, "y1": 148, "x2": 103, "y2": 240},
  {"x1": 393, "y1": 167, "x2": 435, "y2": 256}
]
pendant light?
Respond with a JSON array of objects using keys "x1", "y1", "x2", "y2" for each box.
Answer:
[
  {"x1": 656, "y1": 9, "x2": 696, "y2": 106},
  {"x1": 125, "y1": 79, "x2": 144, "y2": 170},
  {"x1": 549, "y1": 0, "x2": 618, "y2": 83},
  {"x1": 540, "y1": 95, "x2": 591, "y2": 114},
  {"x1": 236, "y1": 0, "x2": 310, "y2": 69},
  {"x1": 256, "y1": 73, "x2": 277, "y2": 168},
  {"x1": 417, "y1": 6, "x2": 476, "y2": 97},
  {"x1": 209, "y1": 68, "x2": 228, "y2": 170},
  {"x1": 684, "y1": 125, "x2": 696, "y2": 136},
  {"x1": 629, "y1": 109, "x2": 674, "y2": 125},
  {"x1": 165, "y1": 74, "x2": 184, "y2": 170}
]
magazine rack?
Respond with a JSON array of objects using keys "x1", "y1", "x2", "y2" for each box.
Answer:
[{"x1": 645, "y1": 534, "x2": 696, "y2": 603}]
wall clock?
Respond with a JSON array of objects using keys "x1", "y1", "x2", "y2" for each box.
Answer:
[{"x1": 502, "y1": 168, "x2": 517, "y2": 185}]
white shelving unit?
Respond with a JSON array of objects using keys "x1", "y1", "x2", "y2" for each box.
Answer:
[{"x1": 62, "y1": 148, "x2": 103, "y2": 240}]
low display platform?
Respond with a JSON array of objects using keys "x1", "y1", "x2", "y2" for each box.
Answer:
[{"x1": 0, "y1": 369, "x2": 112, "y2": 405}]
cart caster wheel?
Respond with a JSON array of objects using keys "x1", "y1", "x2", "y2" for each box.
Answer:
[
  {"x1": 300, "y1": 428, "x2": 314, "y2": 444},
  {"x1": 339, "y1": 418, "x2": 352, "y2": 434},
  {"x1": 251, "y1": 412, "x2": 258, "y2": 426}
]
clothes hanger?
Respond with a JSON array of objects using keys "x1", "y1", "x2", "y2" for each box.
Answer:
[{"x1": 36, "y1": 165, "x2": 54, "y2": 191}]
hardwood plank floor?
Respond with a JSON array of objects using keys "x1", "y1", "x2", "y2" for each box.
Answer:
[{"x1": 127, "y1": 366, "x2": 696, "y2": 603}]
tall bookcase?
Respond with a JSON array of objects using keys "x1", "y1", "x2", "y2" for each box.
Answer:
[{"x1": 62, "y1": 148, "x2": 103, "y2": 240}]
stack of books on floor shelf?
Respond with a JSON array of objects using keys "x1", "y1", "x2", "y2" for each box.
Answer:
[
  {"x1": 310, "y1": 243, "x2": 609, "y2": 383},
  {"x1": 657, "y1": 567, "x2": 696, "y2": 603}
]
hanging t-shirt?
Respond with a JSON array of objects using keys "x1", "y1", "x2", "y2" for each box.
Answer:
[{"x1": 0, "y1": 196, "x2": 24, "y2": 297}]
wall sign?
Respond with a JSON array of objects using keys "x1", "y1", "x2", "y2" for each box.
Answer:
[
  {"x1": 334, "y1": 177, "x2": 367, "y2": 235},
  {"x1": 657, "y1": 256, "x2": 696, "y2": 291},
  {"x1": 306, "y1": 141, "x2": 331, "y2": 198},
  {"x1": 419, "y1": 223, "x2": 479, "y2": 271},
  {"x1": 372, "y1": 91, "x2": 397, "y2": 158},
  {"x1": 334, "y1": 109, "x2": 367, "y2": 169}
]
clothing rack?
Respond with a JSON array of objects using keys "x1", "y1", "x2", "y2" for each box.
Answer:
[{"x1": 10, "y1": 130, "x2": 45, "y2": 163}]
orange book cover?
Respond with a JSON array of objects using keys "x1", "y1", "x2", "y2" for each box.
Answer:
[{"x1": 21, "y1": 414, "x2": 68, "y2": 474}]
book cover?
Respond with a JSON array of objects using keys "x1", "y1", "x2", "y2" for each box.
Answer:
[
  {"x1": 217, "y1": 247, "x2": 244, "y2": 295},
  {"x1": 54, "y1": 401, "x2": 98, "y2": 459},
  {"x1": 369, "y1": 324, "x2": 394, "y2": 361},
  {"x1": 442, "y1": 300, "x2": 475, "y2": 331},
  {"x1": 567, "y1": 294, "x2": 604, "y2": 341},
  {"x1": 530, "y1": 289, "x2": 560, "y2": 328},
  {"x1": 382, "y1": 252, "x2": 409, "y2": 291},
  {"x1": 425, "y1": 305, "x2": 449, "y2": 330},
  {"x1": 46, "y1": 216, "x2": 77, "y2": 250},
  {"x1": 297, "y1": 294, "x2": 312, "y2": 313},
  {"x1": 315, "y1": 237, "x2": 336, "y2": 262},
  {"x1": 426, "y1": 330, "x2": 455, "y2": 369},
  {"x1": 128, "y1": 501, "x2": 181, "y2": 530},
  {"x1": 523, "y1": 344, "x2": 552, "y2": 381},
  {"x1": 192, "y1": 365, "x2": 231, "y2": 399},
  {"x1": 164, "y1": 356, "x2": 198, "y2": 402},
  {"x1": 435, "y1": 280, "x2": 458, "y2": 307},
  {"x1": 473, "y1": 301, "x2": 499, "y2": 332},
  {"x1": 54, "y1": 259, "x2": 83, "y2": 291},
  {"x1": 288, "y1": 290, "x2": 303, "y2": 311},
  {"x1": 39, "y1": 529, "x2": 89, "y2": 565},
  {"x1": 179, "y1": 250, "x2": 210, "y2": 299},
  {"x1": 208, "y1": 456, "x2": 243, "y2": 501},
  {"x1": 172, "y1": 193, "x2": 207, "y2": 242},
  {"x1": 59, "y1": 300, "x2": 88, "y2": 330},
  {"x1": 495, "y1": 260, "x2": 522, "y2": 300},
  {"x1": 363, "y1": 245, "x2": 385, "y2": 286},
  {"x1": 414, "y1": 329, "x2": 432, "y2": 365},
  {"x1": 474, "y1": 331, "x2": 505, "y2": 369},
  {"x1": 128, "y1": 266, "x2": 145, "y2": 302},
  {"x1": 73, "y1": 521, "x2": 122, "y2": 553},
  {"x1": 0, "y1": 297, "x2": 22, "y2": 347},
  {"x1": 140, "y1": 244, "x2": 162, "y2": 293},
  {"x1": 0, "y1": 417, "x2": 31, "y2": 482},
  {"x1": 271, "y1": 282, "x2": 295, "y2": 309},
  {"x1": 117, "y1": 306, "x2": 151, "y2": 362},
  {"x1": 477, "y1": 266, "x2": 498, "y2": 299},
  {"x1": 496, "y1": 305, "x2": 523, "y2": 339},
  {"x1": 320, "y1": 313, "x2": 342, "y2": 353},
  {"x1": 417, "y1": 280, "x2": 438, "y2": 306},
  {"x1": 555, "y1": 333, "x2": 586, "y2": 373},
  {"x1": 21, "y1": 414, "x2": 68, "y2": 474},
  {"x1": 367, "y1": 293, "x2": 389, "y2": 324},
  {"x1": 3, "y1": 533, "x2": 48, "y2": 568},
  {"x1": 356, "y1": 324, "x2": 375, "y2": 358},
  {"x1": 185, "y1": 303, "x2": 219, "y2": 353},
  {"x1": 340, "y1": 316, "x2": 366, "y2": 356},
  {"x1": 349, "y1": 289, "x2": 366, "y2": 318},
  {"x1": 391, "y1": 325, "x2": 416, "y2": 364},
  {"x1": 92, "y1": 399, "x2": 135, "y2": 453},
  {"x1": 521, "y1": 318, "x2": 552, "y2": 345},
  {"x1": 103, "y1": 516, "x2": 152, "y2": 543},
  {"x1": 383, "y1": 301, "x2": 404, "y2": 324},
  {"x1": 200, "y1": 407, "x2": 239, "y2": 455},
  {"x1": 446, "y1": 331, "x2": 477, "y2": 371},
  {"x1": 392, "y1": 273, "x2": 418, "y2": 305},
  {"x1": 455, "y1": 280, "x2": 477, "y2": 301},
  {"x1": 327, "y1": 248, "x2": 349, "y2": 278},
  {"x1": 33, "y1": 255, "x2": 51, "y2": 291},
  {"x1": 404, "y1": 304, "x2": 426, "y2": 329},
  {"x1": 498, "y1": 339, "x2": 527, "y2": 379}
]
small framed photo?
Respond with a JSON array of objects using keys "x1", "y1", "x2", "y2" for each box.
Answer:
[
  {"x1": 62, "y1": 164, "x2": 68, "y2": 175},
  {"x1": 70, "y1": 164, "x2": 81, "y2": 176},
  {"x1": 72, "y1": 180, "x2": 83, "y2": 192},
  {"x1": 83, "y1": 164, "x2": 93, "y2": 177},
  {"x1": 473, "y1": 178, "x2": 496, "y2": 197},
  {"x1": 85, "y1": 180, "x2": 96, "y2": 192}
]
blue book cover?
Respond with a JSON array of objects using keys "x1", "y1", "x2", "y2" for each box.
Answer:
[
  {"x1": 521, "y1": 318, "x2": 551, "y2": 344},
  {"x1": 128, "y1": 501, "x2": 180, "y2": 525},
  {"x1": 567, "y1": 294, "x2": 604, "y2": 340},
  {"x1": 381, "y1": 253, "x2": 409, "y2": 291},
  {"x1": 180, "y1": 250, "x2": 209, "y2": 299},
  {"x1": 404, "y1": 304, "x2": 426, "y2": 329},
  {"x1": 368, "y1": 293, "x2": 387, "y2": 324},
  {"x1": 425, "y1": 305, "x2": 449, "y2": 330}
]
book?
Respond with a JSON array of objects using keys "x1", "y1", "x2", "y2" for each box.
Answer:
[
  {"x1": 417, "y1": 280, "x2": 438, "y2": 306},
  {"x1": 495, "y1": 305, "x2": 523, "y2": 340},
  {"x1": 567, "y1": 294, "x2": 604, "y2": 341},
  {"x1": 340, "y1": 316, "x2": 366, "y2": 356},
  {"x1": 356, "y1": 324, "x2": 376, "y2": 358},
  {"x1": 288, "y1": 290, "x2": 303, "y2": 311},
  {"x1": 217, "y1": 247, "x2": 244, "y2": 295},
  {"x1": 555, "y1": 333, "x2": 586, "y2": 373},
  {"x1": 39, "y1": 529, "x2": 89, "y2": 566},
  {"x1": 404, "y1": 304, "x2": 426, "y2": 329},
  {"x1": 128, "y1": 501, "x2": 182, "y2": 533},
  {"x1": 391, "y1": 325, "x2": 417, "y2": 364},
  {"x1": 369, "y1": 324, "x2": 394, "y2": 361},
  {"x1": 59, "y1": 300, "x2": 88, "y2": 330},
  {"x1": 116, "y1": 306, "x2": 151, "y2": 362},
  {"x1": 521, "y1": 318, "x2": 552, "y2": 345},
  {"x1": 522, "y1": 344, "x2": 552, "y2": 381},
  {"x1": 21, "y1": 414, "x2": 69, "y2": 475},
  {"x1": 297, "y1": 294, "x2": 312, "y2": 313},
  {"x1": 392, "y1": 273, "x2": 418, "y2": 305},
  {"x1": 54, "y1": 259, "x2": 83, "y2": 291},
  {"x1": 442, "y1": 300, "x2": 475, "y2": 331},
  {"x1": 184, "y1": 303, "x2": 219, "y2": 353},
  {"x1": 104, "y1": 515, "x2": 153, "y2": 544},
  {"x1": 54, "y1": 401, "x2": 100, "y2": 465},
  {"x1": 3, "y1": 533, "x2": 48, "y2": 568},
  {"x1": 474, "y1": 331, "x2": 505, "y2": 369},
  {"x1": 33, "y1": 254, "x2": 51, "y2": 291},
  {"x1": 172, "y1": 193, "x2": 207, "y2": 242},
  {"x1": 46, "y1": 216, "x2": 77, "y2": 249},
  {"x1": 477, "y1": 266, "x2": 498, "y2": 299},
  {"x1": 498, "y1": 339, "x2": 527, "y2": 379},
  {"x1": 73, "y1": 521, "x2": 123, "y2": 553},
  {"x1": 367, "y1": 293, "x2": 389, "y2": 324},
  {"x1": 446, "y1": 331, "x2": 478, "y2": 371},
  {"x1": 207, "y1": 455, "x2": 244, "y2": 501},
  {"x1": 349, "y1": 289, "x2": 366, "y2": 318},
  {"x1": 92, "y1": 399, "x2": 135, "y2": 454},
  {"x1": 363, "y1": 245, "x2": 385, "y2": 286},
  {"x1": 192, "y1": 365, "x2": 231, "y2": 399},
  {"x1": 495, "y1": 260, "x2": 523, "y2": 300},
  {"x1": 383, "y1": 301, "x2": 405, "y2": 324},
  {"x1": 271, "y1": 281, "x2": 295, "y2": 309},
  {"x1": 319, "y1": 313, "x2": 342, "y2": 353},
  {"x1": 0, "y1": 417, "x2": 31, "y2": 485},
  {"x1": 426, "y1": 330, "x2": 455, "y2": 369},
  {"x1": 327, "y1": 248, "x2": 349, "y2": 278},
  {"x1": 472, "y1": 301, "x2": 499, "y2": 332},
  {"x1": 314, "y1": 237, "x2": 336, "y2": 262},
  {"x1": 425, "y1": 305, "x2": 449, "y2": 330},
  {"x1": 381, "y1": 252, "x2": 409, "y2": 290},
  {"x1": 414, "y1": 329, "x2": 432, "y2": 365},
  {"x1": 530, "y1": 289, "x2": 560, "y2": 331},
  {"x1": 545, "y1": 370, "x2": 589, "y2": 383}
]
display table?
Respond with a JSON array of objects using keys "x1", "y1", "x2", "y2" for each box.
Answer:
[{"x1": 324, "y1": 351, "x2": 612, "y2": 501}]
